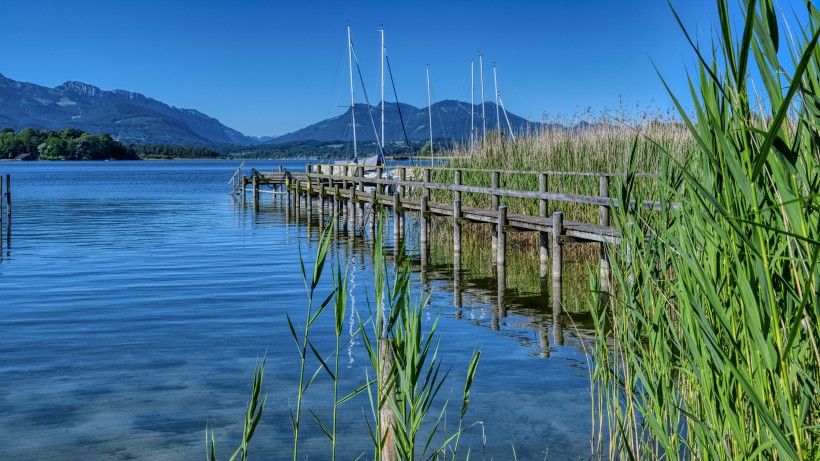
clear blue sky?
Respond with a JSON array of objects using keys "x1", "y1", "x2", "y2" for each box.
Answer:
[{"x1": 0, "y1": 0, "x2": 811, "y2": 137}]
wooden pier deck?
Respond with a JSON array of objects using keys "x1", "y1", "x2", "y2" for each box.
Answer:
[{"x1": 234, "y1": 163, "x2": 658, "y2": 313}]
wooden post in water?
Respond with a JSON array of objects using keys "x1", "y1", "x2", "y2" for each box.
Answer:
[
  {"x1": 497, "y1": 264, "x2": 507, "y2": 319},
  {"x1": 491, "y1": 171, "x2": 500, "y2": 261},
  {"x1": 497, "y1": 205, "x2": 507, "y2": 268},
  {"x1": 333, "y1": 185, "x2": 340, "y2": 217},
  {"x1": 370, "y1": 189, "x2": 377, "y2": 235},
  {"x1": 392, "y1": 193, "x2": 401, "y2": 248},
  {"x1": 241, "y1": 177, "x2": 247, "y2": 206},
  {"x1": 295, "y1": 180, "x2": 302, "y2": 222},
  {"x1": 1, "y1": 175, "x2": 4, "y2": 245},
  {"x1": 306, "y1": 183, "x2": 313, "y2": 222},
  {"x1": 252, "y1": 172, "x2": 259, "y2": 201},
  {"x1": 539, "y1": 172, "x2": 549, "y2": 277},
  {"x1": 552, "y1": 211, "x2": 564, "y2": 315},
  {"x1": 420, "y1": 196, "x2": 429, "y2": 249},
  {"x1": 347, "y1": 166, "x2": 356, "y2": 232},
  {"x1": 453, "y1": 199, "x2": 462, "y2": 257},
  {"x1": 318, "y1": 183, "x2": 325, "y2": 224},
  {"x1": 1, "y1": 174, "x2": 5, "y2": 221},
  {"x1": 357, "y1": 166, "x2": 365, "y2": 225},
  {"x1": 599, "y1": 175, "x2": 611, "y2": 293},
  {"x1": 378, "y1": 338, "x2": 397, "y2": 461}
]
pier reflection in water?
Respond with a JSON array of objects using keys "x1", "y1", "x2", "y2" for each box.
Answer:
[{"x1": 258, "y1": 187, "x2": 594, "y2": 362}]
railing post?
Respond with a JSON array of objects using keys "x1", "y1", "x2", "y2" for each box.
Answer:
[
  {"x1": 399, "y1": 168, "x2": 407, "y2": 198},
  {"x1": 599, "y1": 175, "x2": 611, "y2": 293},
  {"x1": 552, "y1": 211, "x2": 564, "y2": 315},
  {"x1": 539, "y1": 172, "x2": 549, "y2": 276},
  {"x1": 454, "y1": 169, "x2": 462, "y2": 203},
  {"x1": 423, "y1": 168, "x2": 431, "y2": 201}
]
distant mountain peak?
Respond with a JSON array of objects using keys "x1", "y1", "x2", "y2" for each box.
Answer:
[{"x1": 57, "y1": 81, "x2": 103, "y2": 97}]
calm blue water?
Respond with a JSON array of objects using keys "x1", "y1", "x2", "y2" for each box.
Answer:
[{"x1": 0, "y1": 160, "x2": 595, "y2": 460}]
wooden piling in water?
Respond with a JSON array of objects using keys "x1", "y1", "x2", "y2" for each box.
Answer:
[
  {"x1": 497, "y1": 206, "x2": 507, "y2": 267},
  {"x1": 552, "y1": 211, "x2": 564, "y2": 315},
  {"x1": 539, "y1": 173, "x2": 549, "y2": 276},
  {"x1": 370, "y1": 189, "x2": 377, "y2": 235},
  {"x1": 1, "y1": 174, "x2": 5, "y2": 221},
  {"x1": 392, "y1": 193, "x2": 400, "y2": 247},
  {"x1": 252, "y1": 173, "x2": 259, "y2": 201},
  {"x1": 420, "y1": 195, "x2": 429, "y2": 249},
  {"x1": 319, "y1": 183, "x2": 325, "y2": 224},
  {"x1": 453, "y1": 199, "x2": 462, "y2": 256},
  {"x1": 333, "y1": 185, "x2": 340, "y2": 218},
  {"x1": 378, "y1": 338, "x2": 397, "y2": 461},
  {"x1": 491, "y1": 171, "x2": 500, "y2": 260}
]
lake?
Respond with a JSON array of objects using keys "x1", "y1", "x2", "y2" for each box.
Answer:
[{"x1": 0, "y1": 160, "x2": 596, "y2": 460}]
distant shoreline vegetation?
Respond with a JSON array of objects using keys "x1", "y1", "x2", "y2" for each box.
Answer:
[{"x1": 0, "y1": 128, "x2": 223, "y2": 161}]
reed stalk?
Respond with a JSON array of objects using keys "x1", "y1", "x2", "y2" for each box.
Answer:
[
  {"x1": 590, "y1": 1, "x2": 820, "y2": 459},
  {"x1": 207, "y1": 217, "x2": 481, "y2": 460}
]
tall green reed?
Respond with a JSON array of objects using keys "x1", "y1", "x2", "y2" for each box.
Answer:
[
  {"x1": 590, "y1": 1, "x2": 820, "y2": 459},
  {"x1": 207, "y1": 216, "x2": 480, "y2": 460}
]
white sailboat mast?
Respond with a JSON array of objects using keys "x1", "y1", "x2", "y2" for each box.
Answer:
[
  {"x1": 380, "y1": 26, "x2": 385, "y2": 149},
  {"x1": 427, "y1": 65, "x2": 433, "y2": 167},
  {"x1": 470, "y1": 59, "x2": 474, "y2": 150},
  {"x1": 494, "y1": 64, "x2": 500, "y2": 137},
  {"x1": 347, "y1": 23, "x2": 358, "y2": 160},
  {"x1": 479, "y1": 54, "x2": 485, "y2": 146}
]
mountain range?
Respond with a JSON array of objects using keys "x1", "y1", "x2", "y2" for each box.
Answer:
[
  {"x1": 0, "y1": 74, "x2": 539, "y2": 147},
  {"x1": 269, "y1": 100, "x2": 538, "y2": 145},
  {"x1": 0, "y1": 73, "x2": 257, "y2": 146}
]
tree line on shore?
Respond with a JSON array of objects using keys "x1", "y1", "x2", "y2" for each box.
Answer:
[{"x1": 0, "y1": 128, "x2": 220, "y2": 160}]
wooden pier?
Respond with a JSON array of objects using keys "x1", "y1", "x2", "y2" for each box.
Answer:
[{"x1": 234, "y1": 164, "x2": 658, "y2": 313}]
